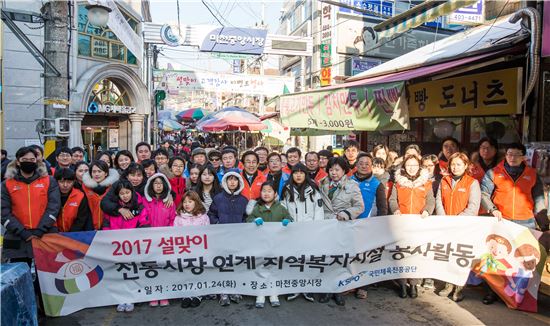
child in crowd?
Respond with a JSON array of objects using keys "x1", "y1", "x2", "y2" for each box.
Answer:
[
  {"x1": 102, "y1": 179, "x2": 149, "y2": 313},
  {"x1": 174, "y1": 191, "x2": 210, "y2": 308},
  {"x1": 143, "y1": 173, "x2": 176, "y2": 307},
  {"x1": 196, "y1": 164, "x2": 222, "y2": 212},
  {"x1": 247, "y1": 181, "x2": 292, "y2": 308},
  {"x1": 208, "y1": 169, "x2": 248, "y2": 306}
]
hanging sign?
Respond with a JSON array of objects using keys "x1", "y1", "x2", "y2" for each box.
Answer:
[
  {"x1": 32, "y1": 216, "x2": 546, "y2": 316},
  {"x1": 200, "y1": 27, "x2": 268, "y2": 55},
  {"x1": 279, "y1": 81, "x2": 408, "y2": 131},
  {"x1": 408, "y1": 67, "x2": 522, "y2": 118}
]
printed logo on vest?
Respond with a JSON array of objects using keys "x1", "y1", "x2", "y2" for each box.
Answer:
[
  {"x1": 34, "y1": 183, "x2": 45, "y2": 188},
  {"x1": 458, "y1": 188, "x2": 467, "y2": 192},
  {"x1": 523, "y1": 176, "x2": 531, "y2": 181},
  {"x1": 68, "y1": 202, "x2": 79, "y2": 207},
  {"x1": 11, "y1": 185, "x2": 21, "y2": 191}
]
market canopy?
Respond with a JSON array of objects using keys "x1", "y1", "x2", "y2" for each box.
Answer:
[
  {"x1": 279, "y1": 13, "x2": 527, "y2": 132},
  {"x1": 159, "y1": 119, "x2": 184, "y2": 132},
  {"x1": 177, "y1": 108, "x2": 208, "y2": 121},
  {"x1": 196, "y1": 106, "x2": 265, "y2": 132}
]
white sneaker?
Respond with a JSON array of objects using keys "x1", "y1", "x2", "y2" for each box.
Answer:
[
  {"x1": 287, "y1": 293, "x2": 299, "y2": 301},
  {"x1": 124, "y1": 303, "x2": 135, "y2": 312},
  {"x1": 303, "y1": 293, "x2": 315, "y2": 302},
  {"x1": 116, "y1": 304, "x2": 126, "y2": 312},
  {"x1": 255, "y1": 296, "x2": 265, "y2": 308},
  {"x1": 269, "y1": 295, "x2": 280, "y2": 307}
]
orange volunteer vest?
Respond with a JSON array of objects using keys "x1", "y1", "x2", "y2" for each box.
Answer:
[
  {"x1": 440, "y1": 174, "x2": 476, "y2": 215},
  {"x1": 57, "y1": 188, "x2": 85, "y2": 232},
  {"x1": 491, "y1": 162, "x2": 537, "y2": 221},
  {"x1": 6, "y1": 176, "x2": 51, "y2": 229},
  {"x1": 240, "y1": 171, "x2": 268, "y2": 200},
  {"x1": 396, "y1": 180, "x2": 432, "y2": 214},
  {"x1": 82, "y1": 184, "x2": 110, "y2": 230}
]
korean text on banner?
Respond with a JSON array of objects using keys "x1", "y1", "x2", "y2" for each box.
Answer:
[
  {"x1": 408, "y1": 68, "x2": 522, "y2": 118},
  {"x1": 32, "y1": 216, "x2": 546, "y2": 316},
  {"x1": 279, "y1": 81, "x2": 409, "y2": 131}
]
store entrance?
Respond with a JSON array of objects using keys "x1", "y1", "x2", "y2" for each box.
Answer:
[{"x1": 82, "y1": 127, "x2": 108, "y2": 161}]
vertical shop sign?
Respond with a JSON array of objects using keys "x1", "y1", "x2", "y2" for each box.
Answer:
[{"x1": 320, "y1": 4, "x2": 333, "y2": 86}]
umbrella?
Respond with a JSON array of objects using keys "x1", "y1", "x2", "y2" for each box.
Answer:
[
  {"x1": 159, "y1": 119, "x2": 184, "y2": 131},
  {"x1": 197, "y1": 107, "x2": 265, "y2": 132},
  {"x1": 177, "y1": 108, "x2": 208, "y2": 121},
  {"x1": 157, "y1": 110, "x2": 176, "y2": 121}
]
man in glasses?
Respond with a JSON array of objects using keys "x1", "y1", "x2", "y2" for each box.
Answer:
[
  {"x1": 53, "y1": 147, "x2": 73, "y2": 174},
  {"x1": 481, "y1": 142, "x2": 547, "y2": 231}
]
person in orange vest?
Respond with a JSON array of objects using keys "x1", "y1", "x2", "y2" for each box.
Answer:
[
  {"x1": 82, "y1": 160, "x2": 119, "y2": 230},
  {"x1": 438, "y1": 137, "x2": 460, "y2": 175},
  {"x1": 240, "y1": 150, "x2": 267, "y2": 201},
  {"x1": 1, "y1": 146, "x2": 60, "y2": 262},
  {"x1": 389, "y1": 154, "x2": 434, "y2": 299},
  {"x1": 343, "y1": 140, "x2": 360, "y2": 176},
  {"x1": 481, "y1": 143, "x2": 548, "y2": 230},
  {"x1": 305, "y1": 151, "x2": 327, "y2": 185},
  {"x1": 469, "y1": 137, "x2": 503, "y2": 183},
  {"x1": 254, "y1": 146, "x2": 269, "y2": 174},
  {"x1": 52, "y1": 147, "x2": 73, "y2": 175},
  {"x1": 435, "y1": 152, "x2": 481, "y2": 302},
  {"x1": 282, "y1": 147, "x2": 302, "y2": 174},
  {"x1": 480, "y1": 142, "x2": 548, "y2": 305},
  {"x1": 54, "y1": 168, "x2": 92, "y2": 232}
]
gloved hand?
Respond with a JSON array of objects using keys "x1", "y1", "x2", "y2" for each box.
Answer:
[
  {"x1": 254, "y1": 217, "x2": 264, "y2": 226},
  {"x1": 281, "y1": 219, "x2": 290, "y2": 227}
]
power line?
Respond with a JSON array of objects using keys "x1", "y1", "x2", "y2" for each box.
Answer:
[{"x1": 201, "y1": 0, "x2": 225, "y2": 27}]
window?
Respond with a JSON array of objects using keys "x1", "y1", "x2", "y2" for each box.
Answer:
[
  {"x1": 77, "y1": 4, "x2": 138, "y2": 65},
  {"x1": 88, "y1": 79, "x2": 130, "y2": 107}
]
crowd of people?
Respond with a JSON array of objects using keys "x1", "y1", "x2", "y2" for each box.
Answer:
[{"x1": 1, "y1": 135, "x2": 549, "y2": 312}]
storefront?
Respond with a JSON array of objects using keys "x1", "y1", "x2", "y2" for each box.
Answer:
[{"x1": 69, "y1": 63, "x2": 149, "y2": 160}]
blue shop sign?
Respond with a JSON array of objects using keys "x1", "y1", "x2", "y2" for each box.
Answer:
[
  {"x1": 200, "y1": 27, "x2": 268, "y2": 55},
  {"x1": 339, "y1": 0, "x2": 393, "y2": 17}
]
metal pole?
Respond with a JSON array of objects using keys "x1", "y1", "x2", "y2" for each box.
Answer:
[{"x1": 42, "y1": 1, "x2": 69, "y2": 150}]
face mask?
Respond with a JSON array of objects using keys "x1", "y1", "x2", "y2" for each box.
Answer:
[{"x1": 19, "y1": 161, "x2": 37, "y2": 173}]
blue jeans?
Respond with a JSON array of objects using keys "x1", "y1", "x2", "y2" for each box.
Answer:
[{"x1": 510, "y1": 218, "x2": 536, "y2": 230}]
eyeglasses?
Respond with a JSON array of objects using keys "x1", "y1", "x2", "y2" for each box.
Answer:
[
  {"x1": 58, "y1": 154, "x2": 71, "y2": 158},
  {"x1": 210, "y1": 158, "x2": 220, "y2": 162},
  {"x1": 405, "y1": 164, "x2": 419, "y2": 168},
  {"x1": 506, "y1": 153, "x2": 523, "y2": 158}
]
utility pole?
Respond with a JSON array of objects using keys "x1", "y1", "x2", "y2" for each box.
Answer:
[
  {"x1": 41, "y1": 1, "x2": 69, "y2": 150},
  {"x1": 258, "y1": 1, "x2": 266, "y2": 115}
]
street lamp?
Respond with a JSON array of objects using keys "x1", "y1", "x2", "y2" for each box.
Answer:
[{"x1": 86, "y1": 2, "x2": 111, "y2": 27}]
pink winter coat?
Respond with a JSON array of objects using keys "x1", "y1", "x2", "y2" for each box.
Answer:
[
  {"x1": 143, "y1": 173, "x2": 177, "y2": 227},
  {"x1": 173, "y1": 212, "x2": 210, "y2": 227},
  {"x1": 103, "y1": 194, "x2": 150, "y2": 230}
]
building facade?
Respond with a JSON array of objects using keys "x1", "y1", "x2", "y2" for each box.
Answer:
[
  {"x1": 277, "y1": 0, "x2": 454, "y2": 151},
  {"x1": 2, "y1": 0, "x2": 150, "y2": 159}
]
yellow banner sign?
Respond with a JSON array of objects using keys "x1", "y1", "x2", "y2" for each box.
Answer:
[{"x1": 408, "y1": 67, "x2": 522, "y2": 117}]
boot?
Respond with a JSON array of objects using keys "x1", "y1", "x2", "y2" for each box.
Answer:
[
  {"x1": 409, "y1": 285, "x2": 418, "y2": 299},
  {"x1": 451, "y1": 286, "x2": 464, "y2": 302},
  {"x1": 318, "y1": 293, "x2": 331, "y2": 303},
  {"x1": 399, "y1": 284, "x2": 408, "y2": 298},
  {"x1": 438, "y1": 283, "x2": 453, "y2": 297}
]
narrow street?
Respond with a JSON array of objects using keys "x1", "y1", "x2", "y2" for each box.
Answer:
[{"x1": 43, "y1": 283, "x2": 550, "y2": 326}]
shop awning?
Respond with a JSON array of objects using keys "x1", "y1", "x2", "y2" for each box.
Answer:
[
  {"x1": 349, "y1": 13, "x2": 526, "y2": 81},
  {"x1": 278, "y1": 13, "x2": 528, "y2": 133}
]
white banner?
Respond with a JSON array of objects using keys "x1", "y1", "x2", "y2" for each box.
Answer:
[
  {"x1": 92, "y1": 0, "x2": 143, "y2": 61},
  {"x1": 32, "y1": 216, "x2": 546, "y2": 316},
  {"x1": 153, "y1": 70, "x2": 295, "y2": 97}
]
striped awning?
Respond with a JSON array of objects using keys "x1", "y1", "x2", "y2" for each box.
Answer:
[{"x1": 375, "y1": 0, "x2": 479, "y2": 40}]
